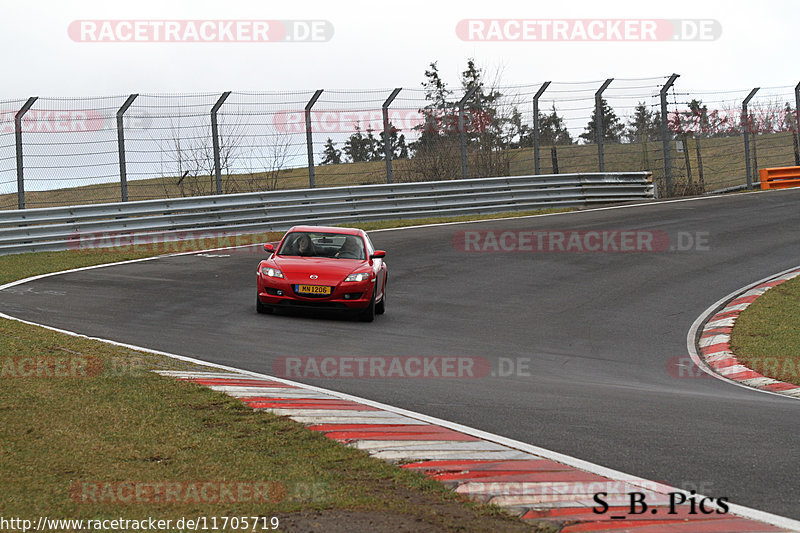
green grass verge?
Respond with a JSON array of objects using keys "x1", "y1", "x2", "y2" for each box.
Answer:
[
  {"x1": 729, "y1": 276, "x2": 800, "y2": 386},
  {"x1": 0, "y1": 211, "x2": 567, "y2": 532}
]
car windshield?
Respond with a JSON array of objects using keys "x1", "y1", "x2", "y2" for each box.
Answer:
[{"x1": 277, "y1": 232, "x2": 365, "y2": 260}]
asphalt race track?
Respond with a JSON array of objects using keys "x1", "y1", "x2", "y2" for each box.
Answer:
[{"x1": 2, "y1": 189, "x2": 799, "y2": 519}]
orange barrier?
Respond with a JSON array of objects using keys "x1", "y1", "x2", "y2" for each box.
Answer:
[{"x1": 760, "y1": 166, "x2": 800, "y2": 190}]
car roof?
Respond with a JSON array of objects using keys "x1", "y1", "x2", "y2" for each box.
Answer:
[{"x1": 286, "y1": 225, "x2": 365, "y2": 236}]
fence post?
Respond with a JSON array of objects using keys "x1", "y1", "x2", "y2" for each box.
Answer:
[
  {"x1": 14, "y1": 97, "x2": 38, "y2": 210},
  {"x1": 305, "y1": 90, "x2": 323, "y2": 188},
  {"x1": 695, "y1": 137, "x2": 705, "y2": 189},
  {"x1": 660, "y1": 74, "x2": 679, "y2": 194},
  {"x1": 742, "y1": 87, "x2": 759, "y2": 189},
  {"x1": 210, "y1": 91, "x2": 232, "y2": 195},
  {"x1": 595, "y1": 79, "x2": 613, "y2": 172},
  {"x1": 532, "y1": 81, "x2": 551, "y2": 175},
  {"x1": 458, "y1": 87, "x2": 478, "y2": 179},
  {"x1": 116, "y1": 94, "x2": 138, "y2": 202},
  {"x1": 752, "y1": 127, "x2": 759, "y2": 182},
  {"x1": 382, "y1": 88, "x2": 402, "y2": 184},
  {"x1": 794, "y1": 81, "x2": 800, "y2": 166},
  {"x1": 682, "y1": 133, "x2": 692, "y2": 184},
  {"x1": 551, "y1": 146, "x2": 559, "y2": 174}
]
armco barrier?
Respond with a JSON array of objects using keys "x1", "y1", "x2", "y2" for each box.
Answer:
[
  {"x1": 0, "y1": 172, "x2": 653, "y2": 255},
  {"x1": 759, "y1": 166, "x2": 800, "y2": 190}
]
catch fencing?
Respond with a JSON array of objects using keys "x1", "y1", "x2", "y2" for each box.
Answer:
[{"x1": 0, "y1": 75, "x2": 798, "y2": 210}]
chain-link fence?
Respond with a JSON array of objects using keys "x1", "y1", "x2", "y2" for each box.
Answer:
[{"x1": 1, "y1": 75, "x2": 798, "y2": 210}]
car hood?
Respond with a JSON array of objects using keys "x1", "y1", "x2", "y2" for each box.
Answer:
[{"x1": 272, "y1": 256, "x2": 365, "y2": 283}]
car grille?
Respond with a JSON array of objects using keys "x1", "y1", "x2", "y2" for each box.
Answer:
[{"x1": 280, "y1": 301, "x2": 349, "y2": 309}]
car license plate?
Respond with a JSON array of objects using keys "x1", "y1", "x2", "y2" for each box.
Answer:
[{"x1": 296, "y1": 284, "x2": 331, "y2": 295}]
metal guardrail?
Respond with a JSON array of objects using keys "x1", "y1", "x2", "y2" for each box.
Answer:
[{"x1": 0, "y1": 172, "x2": 653, "y2": 255}]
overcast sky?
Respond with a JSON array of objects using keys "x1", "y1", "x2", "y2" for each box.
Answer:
[{"x1": 2, "y1": 0, "x2": 797, "y2": 99}]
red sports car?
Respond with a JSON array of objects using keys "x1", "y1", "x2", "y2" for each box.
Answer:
[{"x1": 256, "y1": 226, "x2": 387, "y2": 321}]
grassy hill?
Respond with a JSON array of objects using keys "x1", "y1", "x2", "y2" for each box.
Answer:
[{"x1": 2, "y1": 132, "x2": 797, "y2": 210}]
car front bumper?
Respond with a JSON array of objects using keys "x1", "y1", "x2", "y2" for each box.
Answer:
[{"x1": 257, "y1": 277, "x2": 374, "y2": 310}]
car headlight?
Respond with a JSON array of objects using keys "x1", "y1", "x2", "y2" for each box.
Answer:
[
  {"x1": 261, "y1": 266, "x2": 284, "y2": 278},
  {"x1": 344, "y1": 272, "x2": 370, "y2": 282}
]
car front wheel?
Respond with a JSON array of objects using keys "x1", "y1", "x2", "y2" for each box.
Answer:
[
  {"x1": 256, "y1": 293, "x2": 272, "y2": 314},
  {"x1": 359, "y1": 288, "x2": 376, "y2": 322}
]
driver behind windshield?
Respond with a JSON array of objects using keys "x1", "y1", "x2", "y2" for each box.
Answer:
[
  {"x1": 335, "y1": 236, "x2": 364, "y2": 259},
  {"x1": 296, "y1": 233, "x2": 315, "y2": 256}
]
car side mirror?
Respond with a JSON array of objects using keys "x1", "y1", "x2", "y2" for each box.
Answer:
[
  {"x1": 370, "y1": 250, "x2": 386, "y2": 259},
  {"x1": 264, "y1": 243, "x2": 274, "y2": 253}
]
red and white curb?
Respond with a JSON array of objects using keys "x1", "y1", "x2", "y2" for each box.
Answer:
[
  {"x1": 156, "y1": 370, "x2": 799, "y2": 532},
  {"x1": 697, "y1": 269, "x2": 800, "y2": 398}
]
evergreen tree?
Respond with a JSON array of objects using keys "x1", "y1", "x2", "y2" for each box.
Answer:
[
  {"x1": 687, "y1": 99, "x2": 710, "y2": 134},
  {"x1": 509, "y1": 107, "x2": 531, "y2": 148},
  {"x1": 423, "y1": 61, "x2": 452, "y2": 108},
  {"x1": 343, "y1": 126, "x2": 370, "y2": 162},
  {"x1": 626, "y1": 102, "x2": 662, "y2": 142},
  {"x1": 579, "y1": 99, "x2": 624, "y2": 144},
  {"x1": 396, "y1": 133, "x2": 409, "y2": 159},
  {"x1": 460, "y1": 59, "x2": 503, "y2": 137},
  {"x1": 320, "y1": 138, "x2": 341, "y2": 165},
  {"x1": 674, "y1": 99, "x2": 711, "y2": 137},
  {"x1": 407, "y1": 61, "x2": 462, "y2": 180},
  {"x1": 784, "y1": 102, "x2": 798, "y2": 132},
  {"x1": 364, "y1": 128, "x2": 381, "y2": 161},
  {"x1": 408, "y1": 58, "x2": 514, "y2": 179},
  {"x1": 672, "y1": 99, "x2": 735, "y2": 138},
  {"x1": 539, "y1": 104, "x2": 573, "y2": 145},
  {"x1": 411, "y1": 61, "x2": 457, "y2": 151},
  {"x1": 376, "y1": 123, "x2": 409, "y2": 159},
  {"x1": 514, "y1": 104, "x2": 573, "y2": 147}
]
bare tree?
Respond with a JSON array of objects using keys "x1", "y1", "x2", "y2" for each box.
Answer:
[
  {"x1": 398, "y1": 137, "x2": 461, "y2": 182},
  {"x1": 243, "y1": 128, "x2": 298, "y2": 191},
  {"x1": 159, "y1": 116, "x2": 212, "y2": 197},
  {"x1": 156, "y1": 113, "x2": 246, "y2": 197},
  {"x1": 462, "y1": 61, "x2": 519, "y2": 178}
]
